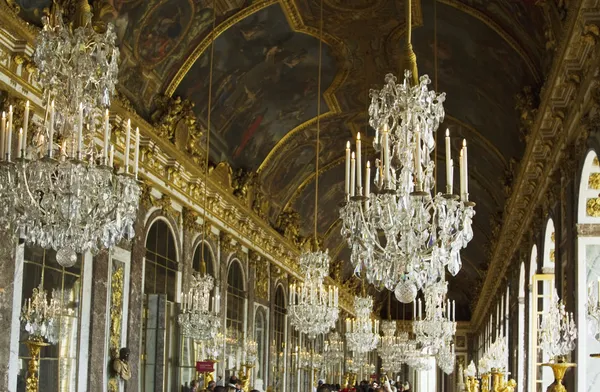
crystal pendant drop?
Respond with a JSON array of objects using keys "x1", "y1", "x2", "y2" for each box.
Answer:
[{"x1": 56, "y1": 247, "x2": 78, "y2": 267}]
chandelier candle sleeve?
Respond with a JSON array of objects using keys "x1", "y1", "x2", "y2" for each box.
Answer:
[
  {"x1": 48, "y1": 101, "x2": 54, "y2": 158},
  {"x1": 134, "y1": 127, "x2": 140, "y2": 178},
  {"x1": 445, "y1": 129, "x2": 451, "y2": 190},
  {"x1": 124, "y1": 119, "x2": 131, "y2": 173},
  {"x1": 346, "y1": 141, "x2": 351, "y2": 198},
  {"x1": 8, "y1": 106, "x2": 13, "y2": 158},
  {"x1": 109, "y1": 145, "x2": 114, "y2": 167},
  {"x1": 463, "y1": 140, "x2": 468, "y2": 199},
  {"x1": 383, "y1": 124, "x2": 390, "y2": 184},
  {"x1": 415, "y1": 129, "x2": 422, "y2": 188},
  {"x1": 1, "y1": 112, "x2": 5, "y2": 159},
  {"x1": 357, "y1": 133, "x2": 362, "y2": 192},
  {"x1": 460, "y1": 149, "x2": 465, "y2": 198},
  {"x1": 103, "y1": 109, "x2": 109, "y2": 162},
  {"x1": 449, "y1": 159, "x2": 454, "y2": 194},
  {"x1": 6, "y1": 121, "x2": 12, "y2": 162},
  {"x1": 365, "y1": 161, "x2": 371, "y2": 198},
  {"x1": 17, "y1": 128, "x2": 22, "y2": 158},
  {"x1": 351, "y1": 152, "x2": 356, "y2": 197},
  {"x1": 23, "y1": 101, "x2": 29, "y2": 156}
]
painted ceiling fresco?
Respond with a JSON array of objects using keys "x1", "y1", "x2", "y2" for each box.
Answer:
[{"x1": 9, "y1": 0, "x2": 556, "y2": 320}]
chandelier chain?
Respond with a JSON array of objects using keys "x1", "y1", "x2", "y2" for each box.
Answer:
[{"x1": 314, "y1": 0, "x2": 324, "y2": 242}]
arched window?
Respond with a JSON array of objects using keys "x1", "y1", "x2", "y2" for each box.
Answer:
[
  {"x1": 144, "y1": 219, "x2": 178, "y2": 300},
  {"x1": 226, "y1": 260, "x2": 245, "y2": 336},
  {"x1": 17, "y1": 247, "x2": 83, "y2": 391},
  {"x1": 529, "y1": 222, "x2": 556, "y2": 392},
  {"x1": 576, "y1": 150, "x2": 600, "y2": 391},
  {"x1": 517, "y1": 262, "x2": 526, "y2": 392},
  {"x1": 255, "y1": 308, "x2": 267, "y2": 381},
  {"x1": 143, "y1": 219, "x2": 179, "y2": 392},
  {"x1": 193, "y1": 241, "x2": 215, "y2": 277}
]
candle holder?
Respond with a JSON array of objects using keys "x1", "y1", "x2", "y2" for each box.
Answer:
[
  {"x1": 20, "y1": 285, "x2": 62, "y2": 392},
  {"x1": 480, "y1": 373, "x2": 491, "y2": 392},
  {"x1": 541, "y1": 357, "x2": 576, "y2": 392}
]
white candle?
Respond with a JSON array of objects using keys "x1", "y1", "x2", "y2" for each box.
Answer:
[
  {"x1": 415, "y1": 129, "x2": 422, "y2": 188},
  {"x1": 23, "y1": 101, "x2": 29, "y2": 156},
  {"x1": 418, "y1": 299, "x2": 422, "y2": 319},
  {"x1": 6, "y1": 123, "x2": 12, "y2": 161},
  {"x1": 413, "y1": 298, "x2": 416, "y2": 317},
  {"x1": 597, "y1": 278, "x2": 600, "y2": 306},
  {"x1": 350, "y1": 152, "x2": 356, "y2": 197},
  {"x1": 75, "y1": 103, "x2": 82, "y2": 159},
  {"x1": 124, "y1": 119, "x2": 131, "y2": 173},
  {"x1": 383, "y1": 124, "x2": 390, "y2": 184},
  {"x1": 445, "y1": 129, "x2": 451, "y2": 191},
  {"x1": 375, "y1": 126, "x2": 379, "y2": 146},
  {"x1": 17, "y1": 128, "x2": 23, "y2": 158},
  {"x1": 453, "y1": 301, "x2": 455, "y2": 321},
  {"x1": 356, "y1": 132, "x2": 362, "y2": 193},
  {"x1": 1, "y1": 112, "x2": 5, "y2": 160},
  {"x1": 109, "y1": 145, "x2": 114, "y2": 168},
  {"x1": 365, "y1": 161, "x2": 371, "y2": 197},
  {"x1": 134, "y1": 127, "x2": 140, "y2": 178},
  {"x1": 460, "y1": 149, "x2": 465, "y2": 199},
  {"x1": 463, "y1": 139, "x2": 468, "y2": 199},
  {"x1": 7, "y1": 106, "x2": 13, "y2": 160},
  {"x1": 48, "y1": 101, "x2": 54, "y2": 158},
  {"x1": 449, "y1": 159, "x2": 454, "y2": 195},
  {"x1": 103, "y1": 109, "x2": 110, "y2": 162},
  {"x1": 345, "y1": 141, "x2": 351, "y2": 198}
]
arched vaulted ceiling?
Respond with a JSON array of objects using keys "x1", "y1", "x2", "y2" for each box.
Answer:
[{"x1": 12, "y1": 0, "x2": 552, "y2": 320}]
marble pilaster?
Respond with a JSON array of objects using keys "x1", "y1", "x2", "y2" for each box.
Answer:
[
  {"x1": 125, "y1": 204, "x2": 148, "y2": 392},
  {"x1": 87, "y1": 250, "x2": 110, "y2": 390},
  {"x1": 0, "y1": 230, "x2": 17, "y2": 391}
]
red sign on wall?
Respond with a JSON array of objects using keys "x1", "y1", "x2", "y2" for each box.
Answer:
[{"x1": 196, "y1": 361, "x2": 215, "y2": 372}]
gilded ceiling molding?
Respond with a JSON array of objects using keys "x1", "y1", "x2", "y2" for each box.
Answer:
[
  {"x1": 0, "y1": 0, "x2": 38, "y2": 42},
  {"x1": 470, "y1": 0, "x2": 595, "y2": 331},
  {"x1": 439, "y1": 0, "x2": 541, "y2": 83}
]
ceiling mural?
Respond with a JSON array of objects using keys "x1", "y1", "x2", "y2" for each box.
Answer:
[
  {"x1": 9, "y1": 0, "x2": 51, "y2": 24},
  {"x1": 175, "y1": 2, "x2": 339, "y2": 169}
]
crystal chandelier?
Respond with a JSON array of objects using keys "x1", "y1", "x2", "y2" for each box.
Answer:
[
  {"x1": 289, "y1": 249, "x2": 339, "y2": 339},
  {"x1": 378, "y1": 322, "x2": 419, "y2": 374},
  {"x1": 20, "y1": 284, "x2": 62, "y2": 344},
  {"x1": 324, "y1": 331, "x2": 345, "y2": 362},
  {"x1": 465, "y1": 361, "x2": 477, "y2": 378},
  {"x1": 587, "y1": 280, "x2": 600, "y2": 341},
  {"x1": 243, "y1": 338, "x2": 259, "y2": 366},
  {"x1": 178, "y1": 272, "x2": 221, "y2": 341},
  {"x1": 345, "y1": 294, "x2": 380, "y2": 353},
  {"x1": 413, "y1": 280, "x2": 456, "y2": 351},
  {"x1": 339, "y1": 71, "x2": 475, "y2": 298},
  {"x1": 486, "y1": 336, "x2": 508, "y2": 371},
  {"x1": 205, "y1": 332, "x2": 226, "y2": 360},
  {"x1": 0, "y1": 3, "x2": 140, "y2": 264},
  {"x1": 339, "y1": 0, "x2": 475, "y2": 301},
  {"x1": 539, "y1": 290, "x2": 577, "y2": 360},
  {"x1": 436, "y1": 342, "x2": 455, "y2": 375}
]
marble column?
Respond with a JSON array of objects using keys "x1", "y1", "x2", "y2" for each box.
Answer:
[
  {"x1": 0, "y1": 230, "x2": 17, "y2": 391},
  {"x1": 87, "y1": 251, "x2": 111, "y2": 390},
  {"x1": 125, "y1": 203, "x2": 148, "y2": 392}
]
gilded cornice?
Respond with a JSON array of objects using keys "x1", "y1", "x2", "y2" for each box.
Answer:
[{"x1": 471, "y1": 0, "x2": 597, "y2": 331}]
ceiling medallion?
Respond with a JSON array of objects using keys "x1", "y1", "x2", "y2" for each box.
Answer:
[{"x1": 0, "y1": 3, "x2": 140, "y2": 263}]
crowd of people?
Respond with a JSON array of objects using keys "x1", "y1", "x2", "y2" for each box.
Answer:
[
  {"x1": 183, "y1": 376, "x2": 411, "y2": 392},
  {"x1": 317, "y1": 379, "x2": 411, "y2": 392}
]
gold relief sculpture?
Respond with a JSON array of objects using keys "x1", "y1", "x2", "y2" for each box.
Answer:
[
  {"x1": 250, "y1": 252, "x2": 269, "y2": 300},
  {"x1": 515, "y1": 86, "x2": 537, "y2": 141},
  {"x1": 139, "y1": 182, "x2": 153, "y2": 210},
  {"x1": 220, "y1": 231, "x2": 237, "y2": 257},
  {"x1": 481, "y1": 373, "x2": 490, "y2": 392},
  {"x1": 275, "y1": 208, "x2": 302, "y2": 246},
  {"x1": 24, "y1": 339, "x2": 49, "y2": 392},
  {"x1": 582, "y1": 23, "x2": 600, "y2": 45},
  {"x1": 182, "y1": 207, "x2": 201, "y2": 233},
  {"x1": 155, "y1": 194, "x2": 174, "y2": 215},
  {"x1": 211, "y1": 162, "x2": 234, "y2": 193},
  {"x1": 232, "y1": 168, "x2": 257, "y2": 203},
  {"x1": 108, "y1": 264, "x2": 124, "y2": 392},
  {"x1": 586, "y1": 197, "x2": 600, "y2": 217},
  {"x1": 588, "y1": 173, "x2": 600, "y2": 190}
]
